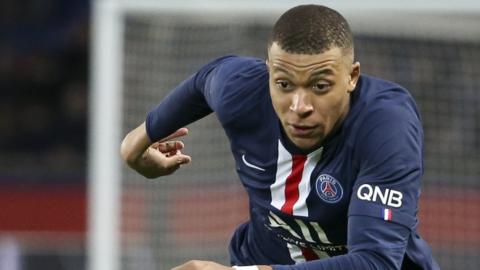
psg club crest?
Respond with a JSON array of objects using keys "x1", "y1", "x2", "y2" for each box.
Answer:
[{"x1": 315, "y1": 174, "x2": 343, "y2": 203}]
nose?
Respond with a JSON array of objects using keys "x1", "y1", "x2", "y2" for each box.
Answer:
[{"x1": 289, "y1": 91, "x2": 313, "y2": 117}]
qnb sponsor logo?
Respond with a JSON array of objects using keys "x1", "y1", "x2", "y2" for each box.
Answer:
[{"x1": 356, "y1": 184, "x2": 403, "y2": 208}]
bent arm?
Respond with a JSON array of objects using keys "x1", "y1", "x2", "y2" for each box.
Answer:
[
  {"x1": 121, "y1": 55, "x2": 239, "y2": 178},
  {"x1": 121, "y1": 123, "x2": 191, "y2": 178}
]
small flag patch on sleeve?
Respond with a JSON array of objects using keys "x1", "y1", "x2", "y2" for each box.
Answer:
[{"x1": 383, "y1": 208, "x2": 392, "y2": 221}]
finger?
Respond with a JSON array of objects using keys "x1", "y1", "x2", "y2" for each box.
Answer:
[
  {"x1": 159, "y1": 155, "x2": 190, "y2": 174},
  {"x1": 158, "y1": 128, "x2": 189, "y2": 143},
  {"x1": 156, "y1": 141, "x2": 184, "y2": 153},
  {"x1": 165, "y1": 148, "x2": 177, "y2": 157},
  {"x1": 168, "y1": 153, "x2": 191, "y2": 165},
  {"x1": 149, "y1": 150, "x2": 191, "y2": 167},
  {"x1": 169, "y1": 153, "x2": 191, "y2": 165}
]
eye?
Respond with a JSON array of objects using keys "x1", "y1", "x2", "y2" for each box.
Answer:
[
  {"x1": 275, "y1": 80, "x2": 294, "y2": 91},
  {"x1": 312, "y1": 82, "x2": 332, "y2": 93}
]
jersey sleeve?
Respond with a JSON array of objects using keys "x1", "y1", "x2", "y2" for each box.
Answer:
[
  {"x1": 272, "y1": 93, "x2": 424, "y2": 270},
  {"x1": 349, "y1": 96, "x2": 422, "y2": 230},
  {"x1": 145, "y1": 55, "x2": 258, "y2": 141}
]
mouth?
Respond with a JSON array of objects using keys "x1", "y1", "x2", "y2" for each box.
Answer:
[{"x1": 288, "y1": 123, "x2": 317, "y2": 137}]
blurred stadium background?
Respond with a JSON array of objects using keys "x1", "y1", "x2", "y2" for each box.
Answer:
[
  {"x1": 1, "y1": 0, "x2": 479, "y2": 270},
  {"x1": 0, "y1": 0, "x2": 88, "y2": 269}
]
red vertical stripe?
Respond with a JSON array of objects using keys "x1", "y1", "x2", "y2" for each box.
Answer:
[
  {"x1": 300, "y1": 247, "x2": 319, "y2": 261},
  {"x1": 281, "y1": 155, "x2": 307, "y2": 214}
]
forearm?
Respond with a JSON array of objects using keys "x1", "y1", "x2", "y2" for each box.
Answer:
[
  {"x1": 121, "y1": 122, "x2": 151, "y2": 166},
  {"x1": 120, "y1": 122, "x2": 164, "y2": 179},
  {"x1": 233, "y1": 266, "x2": 272, "y2": 270},
  {"x1": 146, "y1": 74, "x2": 212, "y2": 142},
  {"x1": 121, "y1": 60, "x2": 217, "y2": 177},
  {"x1": 272, "y1": 215, "x2": 408, "y2": 270},
  {"x1": 272, "y1": 251, "x2": 391, "y2": 270}
]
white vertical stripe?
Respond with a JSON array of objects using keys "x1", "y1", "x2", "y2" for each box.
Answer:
[
  {"x1": 310, "y1": 222, "x2": 332, "y2": 244},
  {"x1": 384, "y1": 209, "x2": 391, "y2": 221},
  {"x1": 270, "y1": 140, "x2": 292, "y2": 210},
  {"x1": 292, "y1": 147, "x2": 323, "y2": 216},
  {"x1": 89, "y1": 3, "x2": 122, "y2": 270},
  {"x1": 286, "y1": 244, "x2": 305, "y2": 263}
]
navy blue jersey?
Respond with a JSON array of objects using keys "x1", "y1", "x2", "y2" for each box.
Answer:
[{"x1": 146, "y1": 56, "x2": 440, "y2": 270}]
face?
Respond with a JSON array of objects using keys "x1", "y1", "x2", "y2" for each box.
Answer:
[{"x1": 267, "y1": 42, "x2": 360, "y2": 151}]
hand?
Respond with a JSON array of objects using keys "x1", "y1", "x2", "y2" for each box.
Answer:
[
  {"x1": 171, "y1": 260, "x2": 272, "y2": 270},
  {"x1": 124, "y1": 127, "x2": 192, "y2": 178},
  {"x1": 171, "y1": 260, "x2": 233, "y2": 270}
]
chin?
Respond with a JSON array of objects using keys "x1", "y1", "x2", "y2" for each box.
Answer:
[{"x1": 291, "y1": 138, "x2": 320, "y2": 151}]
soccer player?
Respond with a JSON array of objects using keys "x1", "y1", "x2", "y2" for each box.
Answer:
[{"x1": 121, "y1": 5, "x2": 440, "y2": 270}]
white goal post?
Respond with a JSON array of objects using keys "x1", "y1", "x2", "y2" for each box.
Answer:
[{"x1": 89, "y1": 1, "x2": 480, "y2": 270}]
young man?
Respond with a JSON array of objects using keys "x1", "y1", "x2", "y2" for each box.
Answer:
[{"x1": 121, "y1": 5, "x2": 440, "y2": 270}]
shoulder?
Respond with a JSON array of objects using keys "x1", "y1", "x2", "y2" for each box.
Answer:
[
  {"x1": 345, "y1": 75, "x2": 423, "y2": 162},
  {"x1": 348, "y1": 75, "x2": 421, "y2": 134},
  {"x1": 198, "y1": 55, "x2": 266, "y2": 81},
  {"x1": 356, "y1": 75, "x2": 417, "y2": 111},
  {"x1": 197, "y1": 55, "x2": 267, "y2": 94},
  {"x1": 199, "y1": 55, "x2": 269, "y2": 124}
]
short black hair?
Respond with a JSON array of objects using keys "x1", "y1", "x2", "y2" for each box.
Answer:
[{"x1": 269, "y1": 5, "x2": 354, "y2": 55}]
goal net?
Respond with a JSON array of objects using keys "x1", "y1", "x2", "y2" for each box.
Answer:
[{"x1": 89, "y1": 1, "x2": 480, "y2": 270}]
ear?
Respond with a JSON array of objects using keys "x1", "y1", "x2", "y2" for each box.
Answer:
[
  {"x1": 265, "y1": 59, "x2": 270, "y2": 71},
  {"x1": 347, "y1": 61, "x2": 360, "y2": 93}
]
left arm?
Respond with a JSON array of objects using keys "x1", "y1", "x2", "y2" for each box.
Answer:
[
  {"x1": 271, "y1": 216, "x2": 411, "y2": 270},
  {"x1": 173, "y1": 214, "x2": 408, "y2": 270},
  {"x1": 171, "y1": 260, "x2": 272, "y2": 270}
]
